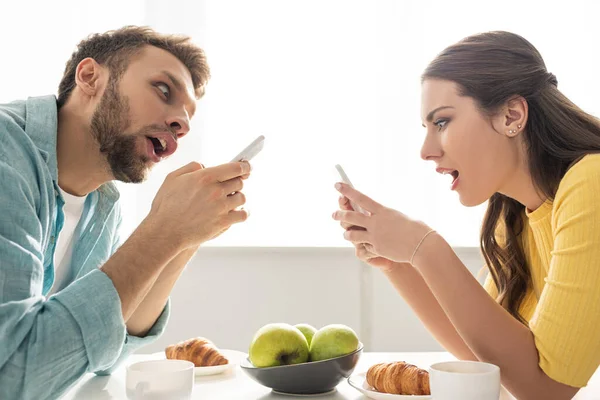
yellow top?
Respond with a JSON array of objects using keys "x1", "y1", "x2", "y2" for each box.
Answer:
[{"x1": 484, "y1": 154, "x2": 600, "y2": 388}]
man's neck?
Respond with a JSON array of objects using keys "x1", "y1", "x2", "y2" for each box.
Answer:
[{"x1": 56, "y1": 103, "x2": 111, "y2": 196}]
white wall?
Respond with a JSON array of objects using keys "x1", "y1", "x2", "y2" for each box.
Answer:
[{"x1": 138, "y1": 247, "x2": 484, "y2": 355}]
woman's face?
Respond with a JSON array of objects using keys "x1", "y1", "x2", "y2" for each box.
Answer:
[{"x1": 420, "y1": 79, "x2": 522, "y2": 207}]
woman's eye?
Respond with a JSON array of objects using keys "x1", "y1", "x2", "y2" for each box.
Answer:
[
  {"x1": 434, "y1": 119, "x2": 449, "y2": 130},
  {"x1": 156, "y1": 82, "x2": 171, "y2": 99}
]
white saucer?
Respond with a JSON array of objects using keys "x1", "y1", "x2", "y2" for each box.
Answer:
[
  {"x1": 347, "y1": 372, "x2": 432, "y2": 399},
  {"x1": 150, "y1": 349, "x2": 247, "y2": 377}
]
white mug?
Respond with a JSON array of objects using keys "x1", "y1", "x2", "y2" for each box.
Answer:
[
  {"x1": 126, "y1": 359, "x2": 194, "y2": 400},
  {"x1": 429, "y1": 360, "x2": 501, "y2": 400}
]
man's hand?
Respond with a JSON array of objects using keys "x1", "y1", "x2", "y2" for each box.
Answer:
[
  {"x1": 145, "y1": 161, "x2": 251, "y2": 252},
  {"x1": 101, "y1": 160, "x2": 251, "y2": 322}
]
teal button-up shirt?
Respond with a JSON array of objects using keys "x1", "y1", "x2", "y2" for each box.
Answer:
[{"x1": 0, "y1": 96, "x2": 169, "y2": 400}]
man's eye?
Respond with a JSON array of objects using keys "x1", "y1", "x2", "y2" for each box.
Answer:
[{"x1": 156, "y1": 82, "x2": 171, "y2": 99}]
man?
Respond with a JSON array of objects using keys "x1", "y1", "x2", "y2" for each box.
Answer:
[{"x1": 0, "y1": 26, "x2": 250, "y2": 399}]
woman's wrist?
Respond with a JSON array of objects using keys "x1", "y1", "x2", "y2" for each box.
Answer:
[
  {"x1": 409, "y1": 228, "x2": 437, "y2": 264},
  {"x1": 382, "y1": 261, "x2": 412, "y2": 274},
  {"x1": 410, "y1": 230, "x2": 448, "y2": 270}
]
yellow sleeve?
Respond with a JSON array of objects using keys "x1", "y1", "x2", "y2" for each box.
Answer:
[
  {"x1": 482, "y1": 218, "x2": 506, "y2": 299},
  {"x1": 483, "y1": 271, "x2": 498, "y2": 299},
  {"x1": 529, "y1": 156, "x2": 600, "y2": 387}
]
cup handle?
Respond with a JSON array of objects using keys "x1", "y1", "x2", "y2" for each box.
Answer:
[{"x1": 135, "y1": 381, "x2": 150, "y2": 399}]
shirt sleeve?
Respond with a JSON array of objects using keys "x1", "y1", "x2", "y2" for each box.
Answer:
[
  {"x1": 482, "y1": 220, "x2": 506, "y2": 298},
  {"x1": 94, "y1": 301, "x2": 170, "y2": 376},
  {"x1": 483, "y1": 271, "x2": 499, "y2": 299},
  {"x1": 529, "y1": 159, "x2": 600, "y2": 387}
]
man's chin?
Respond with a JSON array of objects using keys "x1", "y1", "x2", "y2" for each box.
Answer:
[
  {"x1": 112, "y1": 167, "x2": 151, "y2": 184},
  {"x1": 109, "y1": 155, "x2": 153, "y2": 183}
]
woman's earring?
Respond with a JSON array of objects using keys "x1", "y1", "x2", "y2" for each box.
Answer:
[{"x1": 517, "y1": 124, "x2": 522, "y2": 129}]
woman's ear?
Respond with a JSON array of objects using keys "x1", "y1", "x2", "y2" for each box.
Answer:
[{"x1": 494, "y1": 96, "x2": 528, "y2": 138}]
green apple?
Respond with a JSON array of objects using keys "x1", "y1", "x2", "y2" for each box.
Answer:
[
  {"x1": 309, "y1": 324, "x2": 359, "y2": 362},
  {"x1": 294, "y1": 324, "x2": 317, "y2": 347},
  {"x1": 249, "y1": 323, "x2": 309, "y2": 367}
]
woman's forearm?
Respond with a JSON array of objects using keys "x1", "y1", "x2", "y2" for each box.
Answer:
[
  {"x1": 384, "y1": 262, "x2": 477, "y2": 361},
  {"x1": 412, "y1": 233, "x2": 578, "y2": 400}
]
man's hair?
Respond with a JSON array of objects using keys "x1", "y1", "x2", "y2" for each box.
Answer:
[{"x1": 57, "y1": 25, "x2": 210, "y2": 108}]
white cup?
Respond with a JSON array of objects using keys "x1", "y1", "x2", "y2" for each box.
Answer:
[
  {"x1": 126, "y1": 359, "x2": 194, "y2": 400},
  {"x1": 429, "y1": 360, "x2": 501, "y2": 400}
]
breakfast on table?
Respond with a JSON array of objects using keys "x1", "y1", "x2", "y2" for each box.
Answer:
[{"x1": 162, "y1": 323, "x2": 436, "y2": 397}]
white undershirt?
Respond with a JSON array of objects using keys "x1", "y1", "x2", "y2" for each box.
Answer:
[{"x1": 48, "y1": 187, "x2": 87, "y2": 296}]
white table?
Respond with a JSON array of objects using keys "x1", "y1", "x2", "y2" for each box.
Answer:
[{"x1": 62, "y1": 352, "x2": 599, "y2": 399}]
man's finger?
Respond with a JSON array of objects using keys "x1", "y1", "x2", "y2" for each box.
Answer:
[
  {"x1": 171, "y1": 161, "x2": 205, "y2": 177},
  {"x1": 203, "y1": 161, "x2": 252, "y2": 182},
  {"x1": 224, "y1": 209, "x2": 249, "y2": 225},
  {"x1": 221, "y1": 177, "x2": 244, "y2": 196},
  {"x1": 227, "y1": 192, "x2": 246, "y2": 209}
]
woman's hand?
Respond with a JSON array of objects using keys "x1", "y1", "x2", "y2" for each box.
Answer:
[
  {"x1": 337, "y1": 195, "x2": 399, "y2": 271},
  {"x1": 332, "y1": 182, "x2": 435, "y2": 264}
]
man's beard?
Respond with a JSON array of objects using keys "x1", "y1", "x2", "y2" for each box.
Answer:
[{"x1": 90, "y1": 79, "x2": 150, "y2": 183}]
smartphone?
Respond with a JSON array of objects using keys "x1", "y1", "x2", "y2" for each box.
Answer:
[
  {"x1": 335, "y1": 164, "x2": 366, "y2": 214},
  {"x1": 230, "y1": 135, "x2": 265, "y2": 162}
]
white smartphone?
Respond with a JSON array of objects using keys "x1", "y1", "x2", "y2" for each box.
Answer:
[
  {"x1": 335, "y1": 164, "x2": 366, "y2": 215},
  {"x1": 230, "y1": 135, "x2": 265, "y2": 162}
]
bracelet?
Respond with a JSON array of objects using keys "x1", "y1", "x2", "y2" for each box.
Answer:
[{"x1": 410, "y1": 229, "x2": 436, "y2": 265}]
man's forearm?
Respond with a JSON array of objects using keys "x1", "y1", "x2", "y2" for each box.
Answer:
[
  {"x1": 125, "y1": 246, "x2": 199, "y2": 337},
  {"x1": 100, "y1": 218, "x2": 181, "y2": 322}
]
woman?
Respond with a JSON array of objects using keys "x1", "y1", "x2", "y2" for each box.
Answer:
[{"x1": 333, "y1": 31, "x2": 600, "y2": 400}]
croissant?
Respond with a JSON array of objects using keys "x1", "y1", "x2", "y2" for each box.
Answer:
[
  {"x1": 165, "y1": 337, "x2": 228, "y2": 367},
  {"x1": 366, "y1": 361, "x2": 430, "y2": 395}
]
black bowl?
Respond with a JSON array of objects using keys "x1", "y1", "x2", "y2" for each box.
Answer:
[{"x1": 240, "y1": 343, "x2": 363, "y2": 395}]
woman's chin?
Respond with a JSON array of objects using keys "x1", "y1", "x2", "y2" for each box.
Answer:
[{"x1": 457, "y1": 191, "x2": 488, "y2": 208}]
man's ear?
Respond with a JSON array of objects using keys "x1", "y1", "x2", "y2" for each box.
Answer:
[
  {"x1": 493, "y1": 96, "x2": 528, "y2": 138},
  {"x1": 74, "y1": 58, "x2": 106, "y2": 98}
]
